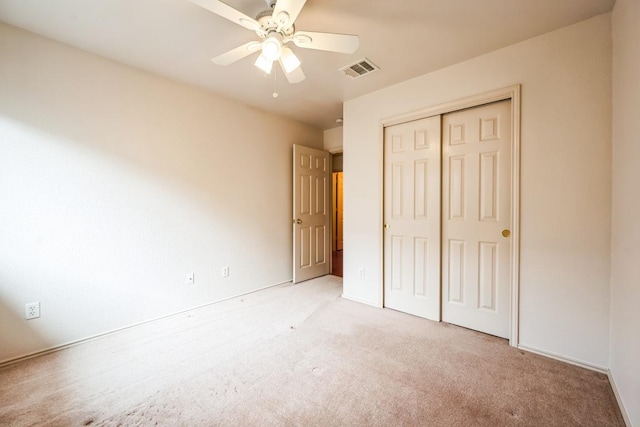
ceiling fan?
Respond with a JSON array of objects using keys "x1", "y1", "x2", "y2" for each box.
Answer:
[{"x1": 190, "y1": 0, "x2": 360, "y2": 83}]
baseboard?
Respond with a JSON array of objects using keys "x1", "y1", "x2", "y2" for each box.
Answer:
[
  {"x1": 517, "y1": 344, "x2": 608, "y2": 374},
  {"x1": 0, "y1": 280, "x2": 293, "y2": 368},
  {"x1": 341, "y1": 293, "x2": 381, "y2": 308},
  {"x1": 607, "y1": 370, "x2": 632, "y2": 427}
]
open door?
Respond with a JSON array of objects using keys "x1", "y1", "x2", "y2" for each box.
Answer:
[{"x1": 293, "y1": 145, "x2": 331, "y2": 283}]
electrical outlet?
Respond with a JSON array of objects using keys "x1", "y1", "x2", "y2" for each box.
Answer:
[
  {"x1": 186, "y1": 273, "x2": 195, "y2": 285},
  {"x1": 25, "y1": 302, "x2": 40, "y2": 320},
  {"x1": 222, "y1": 266, "x2": 229, "y2": 278},
  {"x1": 359, "y1": 268, "x2": 366, "y2": 278}
]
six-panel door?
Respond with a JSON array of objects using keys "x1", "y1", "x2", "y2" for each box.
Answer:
[
  {"x1": 383, "y1": 116, "x2": 442, "y2": 320},
  {"x1": 293, "y1": 145, "x2": 331, "y2": 283},
  {"x1": 382, "y1": 100, "x2": 512, "y2": 338},
  {"x1": 441, "y1": 100, "x2": 512, "y2": 338}
]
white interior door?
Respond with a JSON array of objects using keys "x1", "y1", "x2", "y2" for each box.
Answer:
[
  {"x1": 383, "y1": 116, "x2": 441, "y2": 320},
  {"x1": 293, "y1": 145, "x2": 331, "y2": 283},
  {"x1": 441, "y1": 100, "x2": 512, "y2": 338}
]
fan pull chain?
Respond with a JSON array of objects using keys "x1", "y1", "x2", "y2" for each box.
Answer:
[{"x1": 272, "y1": 65, "x2": 279, "y2": 98}]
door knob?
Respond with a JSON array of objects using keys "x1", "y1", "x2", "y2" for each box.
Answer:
[
  {"x1": 384, "y1": 224, "x2": 390, "y2": 229},
  {"x1": 295, "y1": 219, "x2": 302, "y2": 224},
  {"x1": 502, "y1": 229, "x2": 511, "y2": 238}
]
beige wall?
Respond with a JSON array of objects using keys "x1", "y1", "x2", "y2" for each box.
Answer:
[
  {"x1": 343, "y1": 15, "x2": 612, "y2": 368},
  {"x1": 0, "y1": 23, "x2": 322, "y2": 363},
  {"x1": 611, "y1": 0, "x2": 640, "y2": 424}
]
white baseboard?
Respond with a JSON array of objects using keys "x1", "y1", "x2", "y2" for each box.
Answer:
[
  {"x1": 341, "y1": 293, "x2": 381, "y2": 308},
  {"x1": 607, "y1": 370, "x2": 632, "y2": 427},
  {"x1": 0, "y1": 280, "x2": 293, "y2": 368},
  {"x1": 517, "y1": 344, "x2": 608, "y2": 373}
]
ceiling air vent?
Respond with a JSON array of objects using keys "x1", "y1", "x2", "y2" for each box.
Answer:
[{"x1": 340, "y1": 58, "x2": 379, "y2": 79}]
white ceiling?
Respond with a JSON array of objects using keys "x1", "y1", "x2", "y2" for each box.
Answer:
[{"x1": 0, "y1": 0, "x2": 615, "y2": 130}]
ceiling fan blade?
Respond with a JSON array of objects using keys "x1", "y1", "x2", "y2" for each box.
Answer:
[
  {"x1": 190, "y1": 0, "x2": 261, "y2": 31},
  {"x1": 280, "y1": 60, "x2": 305, "y2": 83},
  {"x1": 273, "y1": 0, "x2": 307, "y2": 27},
  {"x1": 212, "y1": 41, "x2": 262, "y2": 65},
  {"x1": 293, "y1": 31, "x2": 359, "y2": 54}
]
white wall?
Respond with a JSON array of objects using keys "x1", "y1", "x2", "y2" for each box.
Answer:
[
  {"x1": 0, "y1": 23, "x2": 322, "y2": 363},
  {"x1": 611, "y1": 0, "x2": 640, "y2": 424},
  {"x1": 343, "y1": 15, "x2": 612, "y2": 368}
]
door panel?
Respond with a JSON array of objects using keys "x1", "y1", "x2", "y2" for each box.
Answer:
[
  {"x1": 383, "y1": 116, "x2": 441, "y2": 320},
  {"x1": 293, "y1": 145, "x2": 331, "y2": 283},
  {"x1": 441, "y1": 100, "x2": 511, "y2": 338},
  {"x1": 447, "y1": 239, "x2": 465, "y2": 304}
]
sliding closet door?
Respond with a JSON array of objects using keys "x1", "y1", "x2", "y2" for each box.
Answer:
[
  {"x1": 441, "y1": 100, "x2": 512, "y2": 338},
  {"x1": 383, "y1": 116, "x2": 441, "y2": 320}
]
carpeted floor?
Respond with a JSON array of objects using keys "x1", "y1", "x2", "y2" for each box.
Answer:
[{"x1": 0, "y1": 276, "x2": 625, "y2": 426}]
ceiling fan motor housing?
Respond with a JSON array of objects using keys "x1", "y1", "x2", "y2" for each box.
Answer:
[{"x1": 256, "y1": 10, "x2": 294, "y2": 38}]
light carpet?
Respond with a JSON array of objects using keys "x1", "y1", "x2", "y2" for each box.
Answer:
[{"x1": 0, "y1": 276, "x2": 625, "y2": 426}]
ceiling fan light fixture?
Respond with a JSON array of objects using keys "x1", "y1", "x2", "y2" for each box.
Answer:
[
  {"x1": 280, "y1": 48, "x2": 301, "y2": 73},
  {"x1": 191, "y1": 0, "x2": 360, "y2": 86},
  {"x1": 262, "y1": 37, "x2": 282, "y2": 61},
  {"x1": 255, "y1": 53, "x2": 274, "y2": 74}
]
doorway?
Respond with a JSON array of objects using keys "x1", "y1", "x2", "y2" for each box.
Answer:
[
  {"x1": 332, "y1": 153, "x2": 344, "y2": 277},
  {"x1": 382, "y1": 89, "x2": 520, "y2": 342}
]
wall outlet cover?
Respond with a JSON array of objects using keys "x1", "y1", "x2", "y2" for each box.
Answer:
[{"x1": 25, "y1": 302, "x2": 40, "y2": 320}]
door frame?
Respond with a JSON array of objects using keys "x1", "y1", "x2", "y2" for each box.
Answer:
[
  {"x1": 379, "y1": 85, "x2": 521, "y2": 347},
  {"x1": 332, "y1": 171, "x2": 344, "y2": 252},
  {"x1": 329, "y1": 150, "x2": 343, "y2": 269}
]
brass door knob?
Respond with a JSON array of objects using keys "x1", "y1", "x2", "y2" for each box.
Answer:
[
  {"x1": 295, "y1": 219, "x2": 302, "y2": 224},
  {"x1": 502, "y1": 229, "x2": 511, "y2": 238},
  {"x1": 384, "y1": 224, "x2": 390, "y2": 229}
]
